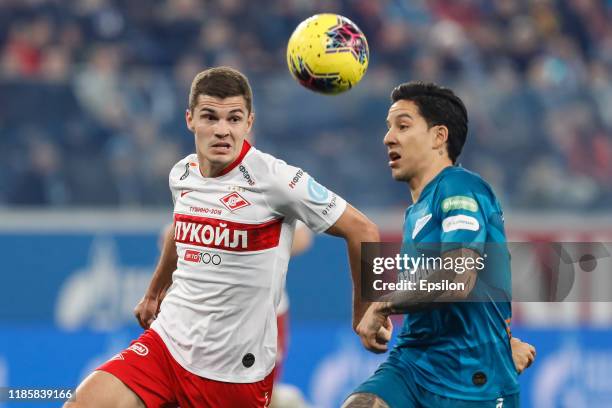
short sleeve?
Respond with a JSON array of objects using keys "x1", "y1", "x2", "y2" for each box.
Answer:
[
  {"x1": 168, "y1": 156, "x2": 193, "y2": 206},
  {"x1": 434, "y1": 177, "x2": 490, "y2": 255},
  {"x1": 169, "y1": 170, "x2": 178, "y2": 206},
  {"x1": 265, "y1": 160, "x2": 347, "y2": 233}
]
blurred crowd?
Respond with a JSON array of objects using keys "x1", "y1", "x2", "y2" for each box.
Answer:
[{"x1": 0, "y1": 0, "x2": 611, "y2": 209}]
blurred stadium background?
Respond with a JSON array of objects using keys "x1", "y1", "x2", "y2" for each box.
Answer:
[{"x1": 1, "y1": 0, "x2": 611, "y2": 407}]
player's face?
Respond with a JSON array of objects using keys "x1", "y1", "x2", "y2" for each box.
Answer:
[
  {"x1": 186, "y1": 95, "x2": 253, "y2": 171},
  {"x1": 384, "y1": 100, "x2": 440, "y2": 182}
]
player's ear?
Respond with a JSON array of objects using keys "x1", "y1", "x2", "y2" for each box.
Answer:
[
  {"x1": 185, "y1": 109, "x2": 195, "y2": 133},
  {"x1": 246, "y1": 111, "x2": 255, "y2": 133},
  {"x1": 432, "y1": 125, "x2": 448, "y2": 150}
]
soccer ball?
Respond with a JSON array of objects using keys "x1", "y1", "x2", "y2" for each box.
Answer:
[{"x1": 286, "y1": 14, "x2": 369, "y2": 94}]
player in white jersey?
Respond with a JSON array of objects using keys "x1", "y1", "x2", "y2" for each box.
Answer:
[
  {"x1": 65, "y1": 67, "x2": 379, "y2": 408},
  {"x1": 271, "y1": 222, "x2": 313, "y2": 408}
]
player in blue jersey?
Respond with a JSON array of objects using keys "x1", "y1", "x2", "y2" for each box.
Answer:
[{"x1": 343, "y1": 82, "x2": 535, "y2": 408}]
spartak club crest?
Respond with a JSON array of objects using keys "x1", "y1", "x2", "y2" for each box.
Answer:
[{"x1": 219, "y1": 192, "x2": 250, "y2": 211}]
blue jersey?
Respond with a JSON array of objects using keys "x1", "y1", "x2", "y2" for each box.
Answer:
[{"x1": 391, "y1": 166, "x2": 519, "y2": 400}]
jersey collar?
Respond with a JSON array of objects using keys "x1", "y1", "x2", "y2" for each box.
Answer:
[
  {"x1": 199, "y1": 140, "x2": 252, "y2": 178},
  {"x1": 418, "y1": 165, "x2": 455, "y2": 202}
]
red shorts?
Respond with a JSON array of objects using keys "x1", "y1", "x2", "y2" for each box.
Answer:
[{"x1": 97, "y1": 329, "x2": 274, "y2": 408}]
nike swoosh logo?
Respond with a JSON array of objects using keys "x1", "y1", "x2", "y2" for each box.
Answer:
[{"x1": 181, "y1": 190, "x2": 194, "y2": 197}]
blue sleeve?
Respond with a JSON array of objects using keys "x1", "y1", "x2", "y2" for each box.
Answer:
[{"x1": 433, "y1": 176, "x2": 492, "y2": 255}]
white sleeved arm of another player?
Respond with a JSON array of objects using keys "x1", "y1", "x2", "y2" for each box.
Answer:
[{"x1": 264, "y1": 158, "x2": 347, "y2": 233}]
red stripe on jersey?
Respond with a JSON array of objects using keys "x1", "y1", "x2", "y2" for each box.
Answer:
[
  {"x1": 218, "y1": 140, "x2": 252, "y2": 176},
  {"x1": 174, "y1": 213, "x2": 283, "y2": 252}
]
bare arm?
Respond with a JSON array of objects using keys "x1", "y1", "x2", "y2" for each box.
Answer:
[
  {"x1": 379, "y1": 247, "x2": 479, "y2": 315},
  {"x1": 290, "y1": 222, "x2": 314, "y2": 256},
  {"x1": 133, "y1": 222, "x2": 178, "y2": 329},
  {"x1": 356, "y1": 247, "x2": 480, "y2": 353},
  {"x1": 326, "y1": 204, "x2": 380, "y2": 331}
]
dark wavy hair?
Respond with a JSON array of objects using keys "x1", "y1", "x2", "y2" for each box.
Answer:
[{"x1": 391, "y1": 81, "x2": 468, "y2": 163}]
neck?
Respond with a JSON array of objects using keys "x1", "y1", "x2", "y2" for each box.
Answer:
[
  {"x1": 198, "y1": 157, "x2": 227, "y2": 178},
  {"x1": 196, "y1": 139, "x2": 248, "y2": 178},
  {"x1": 409, "y1": 159, "x2": 453, "y2": 203}
]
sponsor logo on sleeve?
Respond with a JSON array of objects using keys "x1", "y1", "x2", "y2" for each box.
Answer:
[
  {"x1": 322, "y1": 194, "x2": 338, "y2": 216},
  {"x1": 412, "y1": 213, "x2": 432, "y2": 239},
  {"x1": 288, "y1": 169, "x2": 304, "y2": 189},
  {"x1": 219, "y1": 192, "x2": 251, "y2": 211},
  {"x1": 441, "y1": 196, "x2": 478, "y2": 213},
  {"x1": 442, "y1": 214, "x2": 480, "y2": 232},
  {"x1": 307, "y1": 177, "x2": 329, "y2": 203}
]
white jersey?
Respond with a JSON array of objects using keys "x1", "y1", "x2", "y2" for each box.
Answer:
[
  {"x1": 151, "y1": 141, "x2": 347, "y2": 383},
  {"x1": 276, "y1": 220, "x2": 309, "y2": 316}
]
